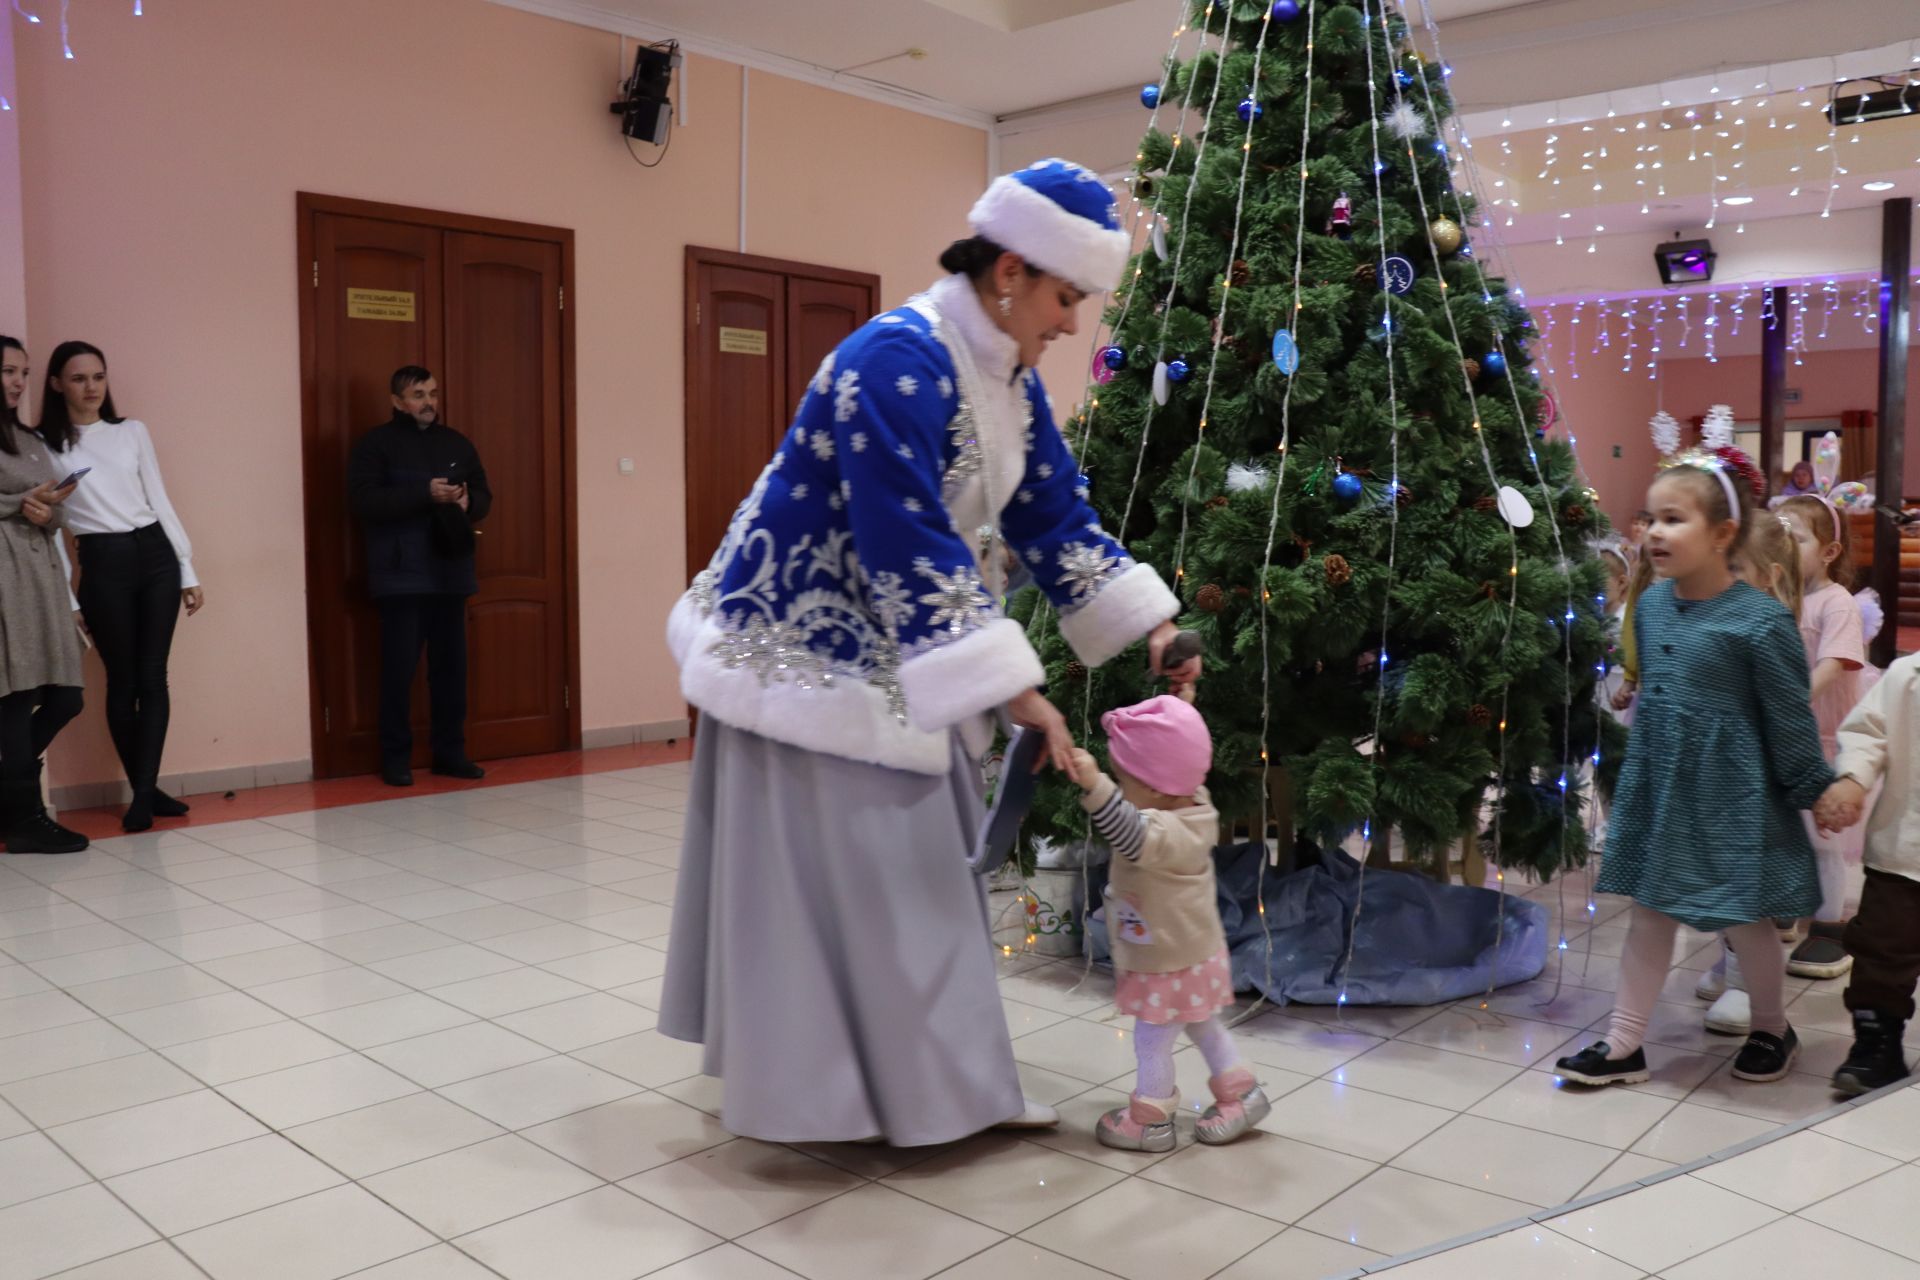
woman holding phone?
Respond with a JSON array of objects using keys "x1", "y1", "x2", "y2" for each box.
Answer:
[
  {"x1": 0, "y1": 336, "x2": 88, "y2": 853},
  {"x1": 40, "y1": 341, "x2": 202, "y2": 833}
]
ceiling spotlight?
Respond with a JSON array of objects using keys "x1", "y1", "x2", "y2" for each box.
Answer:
[
  {"x1": 1723, "y1": 195, "x2": 1754, "y2": 205},
  {"x1": 1864, "y1": 180, "x2": 1897, "y2": 191}
]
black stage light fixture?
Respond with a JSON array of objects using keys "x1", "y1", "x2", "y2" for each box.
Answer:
[
  {"x1": 1654, "y1": 238, "x2": 1716, "y2": 285},
  {"x1": 611, "y1": 40, "x2": 679, "y2": 146},
  {"x1": 1826, "y1": 77, "x2": 1920, "y2": 127}
]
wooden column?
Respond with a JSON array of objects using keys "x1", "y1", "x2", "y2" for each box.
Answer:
[
  {"x1": 1871, "y1": 197, "x2": 1913, "y2": 669},
  {"x1": 1759, "y1": 286, "x2": 1789, "y2": 498}
]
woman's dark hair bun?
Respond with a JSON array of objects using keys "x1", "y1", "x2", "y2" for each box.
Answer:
[{"x1": 939, "y1": 235, "x2": 1007, "y2": 279}]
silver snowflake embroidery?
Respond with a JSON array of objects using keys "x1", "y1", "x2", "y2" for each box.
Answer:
[
  {"x1": 709, "y1": 617, "x2": 833, "y2": 690},
  {"x1": 810, "y1": 352, "x2": 836, "y2": 396},
  {"x1": 849, "y1": 431, "x2": 868, "y2": 453},
  {"x1": 914, "y1": 559, "x2": 992, "y2": 636},
  {"x1": 1015, "y1": 488, "x2": 1035, "y2": 505},
  {"x1": 827, "y1": 492, "x2": 844, "y2": 511},
  {"x1": 808, "y1": 430, "x2": 835, "y2": 462},
  {"x1": 1036, "y1": 462, "x2": 1054, "y2": 480},
  {"x1": 1025, "y1": 547, "x2": 1044, "y2": 565},
  {"x1": 690, "y1": 568, "x2": 719, "y2": 616},
  {"x1": 877, "y1": 314, "x2": 905, "y2": 324},
  {"x1": 937, "y1": 377, "x2": 954, "y2": 399},
  {"x1": 841, "y1": 479, "x2": 854, "y2": 501},
  {"x1": 941, "y1": 402, "x2": 985, "y2": 502},
  {"x1": 865, "y1": 570, "x2": 916, "y2": 635},
  {"x1": 896, "y1": 443, "x2": 915, "y2": 460},
  {"x1": 895, "y1": 375, "x2": 919, "y2": 397},
  {"x1": 868, "y1": 637, "x2": 909, "y2": 723},
  {"x1": 1056, "y1": 542, "x2": 1121, "y2": 602},
  {"x1": 903, "y1": 497, "x2": 924, "y2": 513},
  {"x1": 790, "y1": 484, "x2": 810, "y2": 501},
  {"x1": 833, "y1": 370, "x2": 862, "y2": 423}
]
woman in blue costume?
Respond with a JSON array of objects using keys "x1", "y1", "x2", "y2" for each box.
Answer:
[{"x1": 660, "y1": 160, "x2": 1195, "y2": 1145}]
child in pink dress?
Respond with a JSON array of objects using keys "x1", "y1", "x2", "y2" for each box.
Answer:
[{"x1": 1066, "y1": 695, "x2": 1265, "y2": 1153}]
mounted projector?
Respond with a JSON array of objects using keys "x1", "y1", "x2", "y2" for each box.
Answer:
[
  {"x1": 1654, "y1": 238, "x2": 1716, "y2": 285},
  {"x1": 611, "y1": 40, "x2": 679, "y2": 146},
  {"x1": 1825, "y1": 78, "x2": 1920, "y2": 127}
]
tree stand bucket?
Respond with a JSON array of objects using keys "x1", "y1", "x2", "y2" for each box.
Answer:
[{"x1": 1024, "y1": 869, "x2": 1084, "y2": 958}]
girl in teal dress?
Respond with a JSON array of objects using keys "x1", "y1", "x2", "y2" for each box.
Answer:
[{"x1": 1556, "y1": 451, "x2": 1839, "y2": 1087}]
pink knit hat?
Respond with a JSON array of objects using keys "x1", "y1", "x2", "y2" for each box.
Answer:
[{"x1": 1102, "y1": 695, "x2": 1213, "y2": 797}]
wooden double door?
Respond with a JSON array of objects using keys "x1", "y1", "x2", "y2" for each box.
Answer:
[
  {"x1": 683, "y1": 248, "x2": 879, "y2": 581},
  {"x1": 298, "y1": 195, "x2": 578, "y2": 778}
]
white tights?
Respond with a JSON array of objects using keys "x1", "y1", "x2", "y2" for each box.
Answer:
[{"x1": 1606, "y1": 904, "x2": 1785, "y2": 1056}]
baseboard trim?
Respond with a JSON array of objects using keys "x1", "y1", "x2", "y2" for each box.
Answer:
[
  {"x1": 581, "y1": 719, "x2": 691, "y2": 750},
  {"x1": 51, "y1": 758, "x2": 314, "y2": 813}
]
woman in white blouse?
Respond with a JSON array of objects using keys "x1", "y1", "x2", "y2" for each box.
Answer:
[{"x1": 41, "y1": 342, "x2": 203, "y2": 832}]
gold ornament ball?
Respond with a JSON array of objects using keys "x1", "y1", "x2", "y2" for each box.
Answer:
[{"x1": 1431, "y1": 217, "x2": 1463, "y2": 254}]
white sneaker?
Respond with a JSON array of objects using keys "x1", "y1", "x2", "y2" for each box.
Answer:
[
  {"x1": 993, "y1": 1098, "x2": 1061, "y2": 1130},
  {"x1": 1705, "y1": 988, "x2": 1752, "y2": 1037},
  {"x1": 1694, "y1": 968, "x2": 1726, "y2": 1002}
]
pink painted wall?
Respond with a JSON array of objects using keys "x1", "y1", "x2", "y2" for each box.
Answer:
[{"x1": 9, "y1": 0, "x2": 985, "y2": 788}]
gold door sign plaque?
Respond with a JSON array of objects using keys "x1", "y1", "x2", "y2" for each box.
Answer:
[
  {"x1": 347, "y1": 288, "x2": 417, "y2": 322},
  {"x1": 717, "y1": 326, "x2": 769, "y2": 356}
]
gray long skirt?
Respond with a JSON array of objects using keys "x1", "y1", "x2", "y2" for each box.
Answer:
[{"x1": 658, "y1": 718, "x2": 1024, "y2": 1147}]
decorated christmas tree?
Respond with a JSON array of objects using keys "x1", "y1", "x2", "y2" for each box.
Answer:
[{"x1": 1015, "y1": 0, "x2": 1621, "y2": 880}]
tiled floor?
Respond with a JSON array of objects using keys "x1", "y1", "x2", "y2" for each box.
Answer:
[{"x1": 0, "y1": 763, "x2": 1903, "y2": 1279}]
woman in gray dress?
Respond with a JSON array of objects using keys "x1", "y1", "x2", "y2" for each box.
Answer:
[
  {"x1": 0, "y1": 336, "x2": 88, "y2": 854},
  {"x1": 660, "y1": 160, "x2": 1197, "y2": 1146}
]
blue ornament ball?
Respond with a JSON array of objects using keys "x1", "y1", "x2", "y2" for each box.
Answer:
[
  {"x1": 1270, "y1": 0, "x2": 1301, "y2": 21},
  {"x1": 1140, "y1": 84, "x2": 1161, "y2": 109},
  {"x1": 1481, "y1": 351, "x2": 1508, "y2": 378},
  {"x1": 1100, "y1": 345, "x2": 1128, "y2": 372},
  {"x1": 1333, "y1": 472, "x2": 1364, "y2": 503},
  {"x1": 1237, "y1": 98, "x2": 1263, "y2": 123},
  {"x1": 1166, "y1": 358, "x2": 1191, "y2": 382},
  {"x1": 1394, "y1": 68, "x2": 1415, "y2": 89}
]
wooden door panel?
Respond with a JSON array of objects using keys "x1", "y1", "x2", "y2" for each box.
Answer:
[
  {"x1": 785, "y1": 277, "x2": 870, "y2": 425},
  {"x1": 443, "y1": 232, "x2": 568, "y2": 762},
  {"x1": 306, "y1": 214, "x2": 442, "y2": 776},
  {"x1": 685, "y1": 264, "x2": 784, "y2": 580}
]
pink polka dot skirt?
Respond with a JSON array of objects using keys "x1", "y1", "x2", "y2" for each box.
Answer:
[{"x1": 1114, "y1": 947, "x2": 1235, "y2": 1025}]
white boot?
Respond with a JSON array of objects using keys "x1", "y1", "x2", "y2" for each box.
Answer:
[{"x1": 1705, "y1": 987, "x2": 1752, "y2": 1037}]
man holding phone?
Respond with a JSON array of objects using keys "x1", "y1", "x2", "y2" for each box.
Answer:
[{"x1": 348, "y1": 366, "x2": 493, "y2": 786}]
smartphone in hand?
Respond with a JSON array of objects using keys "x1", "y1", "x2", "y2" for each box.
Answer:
[{"x1": 55, "y1": 467, "x2": 91, "y2": 489}]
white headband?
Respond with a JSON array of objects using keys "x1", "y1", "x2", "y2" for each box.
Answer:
[{"x1": 1705, "y1": 464, "x2": 1741, "y2": 521}]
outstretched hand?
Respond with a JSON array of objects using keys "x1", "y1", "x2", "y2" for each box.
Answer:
[
  {"x1": 1008, "y1": 688, "x2": 1075, "y2": 775},
  {"x1": 1148, "y1": 622, "x2": 1202, "y2": 697},
  {"x1": 1065, "y1": 747, "x2": 1102, "y2": 792}
]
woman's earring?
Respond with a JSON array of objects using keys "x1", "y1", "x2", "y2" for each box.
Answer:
[{"x1": 998, "y1": 293, "x2": 1013, "y2": 317}]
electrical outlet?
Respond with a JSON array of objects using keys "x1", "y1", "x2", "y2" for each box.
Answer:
[{"x1": 1613, "y1": 445, "x2": 1622, "y2": 458}]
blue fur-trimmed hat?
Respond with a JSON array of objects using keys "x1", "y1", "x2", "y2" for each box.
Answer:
[{"x1": 968, "y1": 158, "x2": 1130, "y2": 295}]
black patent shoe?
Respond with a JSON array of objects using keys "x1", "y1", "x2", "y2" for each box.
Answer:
[
  {"x1": 1732, "y1": 1027, "x2": 1799, "y2": 1081},
  {"x1": 381, "y1": 765, "x2": 415, "y2": 788},
  {"x1": 431, "y1": 759, "x2": 486, "y2": 781},
  {"x1": 1554, "y1": 1041, "x2": 1650, "y2": 1086}
]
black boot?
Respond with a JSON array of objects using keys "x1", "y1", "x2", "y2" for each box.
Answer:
[
  {"x1": 3, "y1": 765, "x2": 89, "y2": 855},
  {"x1": 122, "y1": 788, "x2": 154, "y2": 833},
  {"x1": 1833, "y1": 1010, "x2": 1910, "y2": 1097},
  {"x1": 150, "y1": 788, "x2": 190, "y2": 818}
]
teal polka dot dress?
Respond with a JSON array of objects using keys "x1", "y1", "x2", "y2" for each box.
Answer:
[{"x1": 1596, "y1": 580, "x2": 1834, "y2": 932}]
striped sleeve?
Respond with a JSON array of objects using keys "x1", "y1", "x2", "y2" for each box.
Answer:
[{"x1": 1088, "y1": 787, "x2": 1148, "y2": 861}]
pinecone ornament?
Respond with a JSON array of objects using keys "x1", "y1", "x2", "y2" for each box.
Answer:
[
  {"x1": 1206, "y1": 495, "x2": 1230, "y2": 510},
  {"x1": 1195, "y1": 583, "x2": 1226, "y2": 613},
  {"x1": 1230, "y1": 258, "x2": 1251, "y2": 287},
  {"x1": 1564, "y1": 503, "x2": 1589, "y2": 524},
  {"x1": 1064, "y1": 660, "x2": 1087, "y2": 682},
  {"x1": 1473, "y1": 495, "x2": 1498, "y2": 513},
  {"x1": 1462, "y1": 357, "x2": 1481, "y2": 381},
  {"x1": 1467, "y1": 703, "x2": 1492, "y2": 727},
  {"x1": 1352, "y1": 261, "x2": 1378, "y2": 286},
  {"x1": 1323, "y1": 554, "x2": 1352, "y2": 587},
  {"x1": 1233, "y1": 585, "x2": 1252, "y2": 599}
]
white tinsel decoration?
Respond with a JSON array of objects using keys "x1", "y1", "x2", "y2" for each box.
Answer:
[
  {"x1": 1225, "y1": 462, "x2": 1272, "y2": 493},
  {"x1": 1701, "y1": 404, "x2": 1736, "y2": 450},
  {"x1": 1384, "y1": 100, "x2": 1426, "y2": 141},
  {"x1": 1648, "y1": 409, "x2": 1680, "y2": 457}
]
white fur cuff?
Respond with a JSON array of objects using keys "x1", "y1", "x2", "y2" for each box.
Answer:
[
  {"x1": 899, "y1": 617, "x2": 1045, "y2": 733},
  {"x1": 1057, "y1": 562, "x2": 1179, "y2": 667},
  {"x1": 969, "y1": 179, "x2": 1130, "y2": 295}
]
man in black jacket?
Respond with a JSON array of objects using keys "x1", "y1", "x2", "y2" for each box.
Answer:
[{"x1": 348, "y1": 366, "x2": 493, "y2": 787}]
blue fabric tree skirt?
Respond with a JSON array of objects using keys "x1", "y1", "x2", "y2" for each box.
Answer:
[{"x1": 1084, "y1": 844, "x2": 1550, "y2": 1006}]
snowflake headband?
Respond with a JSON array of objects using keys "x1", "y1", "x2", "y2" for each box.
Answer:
[{"x1": 1659, "y1": 447, "x2": 1760, "y2": 521}]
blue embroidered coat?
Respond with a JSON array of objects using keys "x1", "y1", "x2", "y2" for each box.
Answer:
[{"x1": 668, "y1": 273, "x2": 1179, "y2": 775}]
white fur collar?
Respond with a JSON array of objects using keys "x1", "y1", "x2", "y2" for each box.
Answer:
[{"x1": 924, "y1": 274, "x2": 1021, "y2": 384}]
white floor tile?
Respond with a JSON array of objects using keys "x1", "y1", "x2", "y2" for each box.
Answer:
[
  {"x1": 216, "y1": 1054, "x2": 418, "y2": 1129},
  {"x1": 743, "y1": 1182, "x2": 1005, "y2": 1280},
  {"x1": 492, "y1": 991, "x2": 656, "y2": 1051},
  {"x1": 1372, "y1": 1222, "x2": 1643, "y2": 1279},
  {"x1": 283, "y1": 1092, "x2": 503, "y2": 1179},
  {"x1": 300, "y1": 993, "x2": 475, "y2": 1049},
  {"x1": 0, "y1": 1018, "x2": 145, "y2": 1084},
  {"x1": 1626, "y1": 1100, "x2": 1777, "y2": 1165},
  {"x1": 621, "y1": 1137, "x2": 861, "y2": 1235},
  {"x1": 1801, "y1": 1163, "x2": 1920, "y2": 1263},
  {"x1": 39, "y1": 1242, "x2": 208, "y2": 1280},
  {"x1": 455, "y1": 1184, "x2": 720, "y2": 1280},
  {"x1": 1391, "y1": 1113, "x2": 1620, "y2": 1208},
  {"x1": 1691, "y1": 1128, "x2": 1898, "y2": 1212},
  {"x1": 931, "y1": 1238, "x2": 1125, "y2": 1280},
  {"x1": 1210, "y1": 1227, "x2": 1382, "y2": 1280},
  {"x1": 341, "y1": 1245, "x2": 503, "y2": 1280},
  {"x1": 1467, "y1": 1069, "x2": 1677, "y2": 1148},
  {"x1": 1816, "y1": 1082, "x2": 1920, "y2": 1160},
  {"x1": 193, "y1": 943, "x2": 352, "y2": 989},
  {"x1": 248, "y1": 967, "x2": 410, "y2": 1017},
  {"x1": 1143, "y1": 1128, "x2": 1375, "y2": 1225},
  {"x1": 569, "y1": 1027, "x2": 706, "y2": 1087},
  {"x1": 1542, "y1": 1168, "x2": 1780, "y2": 1272},
  {"x1": 0, "y1": 1131, "x2": 90, "y2": 1208},
  {"x1": 1299, "y1": 1165, "x2": 1536, "y2": 1258},
  {"x1": 426, "y1": 966, "x2": 593, "y2": 1017},
  {"x1": 364, "y1": 943, "x2": 520, "y2": 988},
  {"x1": 1, "y1": 1050, "x2": 201, "y2": 1127},
  {"x1": 1022, "y1": 1176, "x2": 1281, "y2": 1280},
  {"x1": 364, "y1": 1020, "x2": 554, "y2": 1088},
  {"x1": 1334, "y1": 1039, "x2": 1524, "y2": 1111},
  {"x1": 0, "y1": 990, "x2": 102, "y2": 1037},
  {"x1": 438, "y1": 1056, "x2": 642, "y2": 1130},
  {"x1": 160, "y1": 1020, "x2": 351, "y2": 1086},
  {"x1": 0, "y1": 1184, "x2": 158, "y2": 1280},
  {"x1": 1663, "y1": 1213, "x2": 1920, "y2": 1280},
  {"x1": 64, "y1": 965, "x2": 230, "y2": 1015},
  {"x1": 361, "y1": 1133, "x2": 602, "y2": 1237},
  {"x1": 173, "y1": 1184, "x2": 436, "y2": 1280},
  {"x1": 48, "y1": 1087, "x2": 266, "y2": 1178},
  {"x1": 533, "y1": 942, "x2": 669, "y2": 989},
  {"x1": 104, "y1": 1133, "x2": 345, "y2": 1234},
  {"x1": 1257, "y1": 1078, "x2": 1455, "y2": 1164},
  {"x1": 109, "y1": 990, "x2": 284, "y2": 1048}
]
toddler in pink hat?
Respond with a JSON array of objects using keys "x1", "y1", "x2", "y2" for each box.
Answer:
[{"x1": 1066, "y1": 695, "x2": 1267, "y2": 1152}]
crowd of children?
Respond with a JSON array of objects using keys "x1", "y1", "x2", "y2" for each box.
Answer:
[{"x1": 1559, "y1": 447, "x2": 1912, "y2": 1097}]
